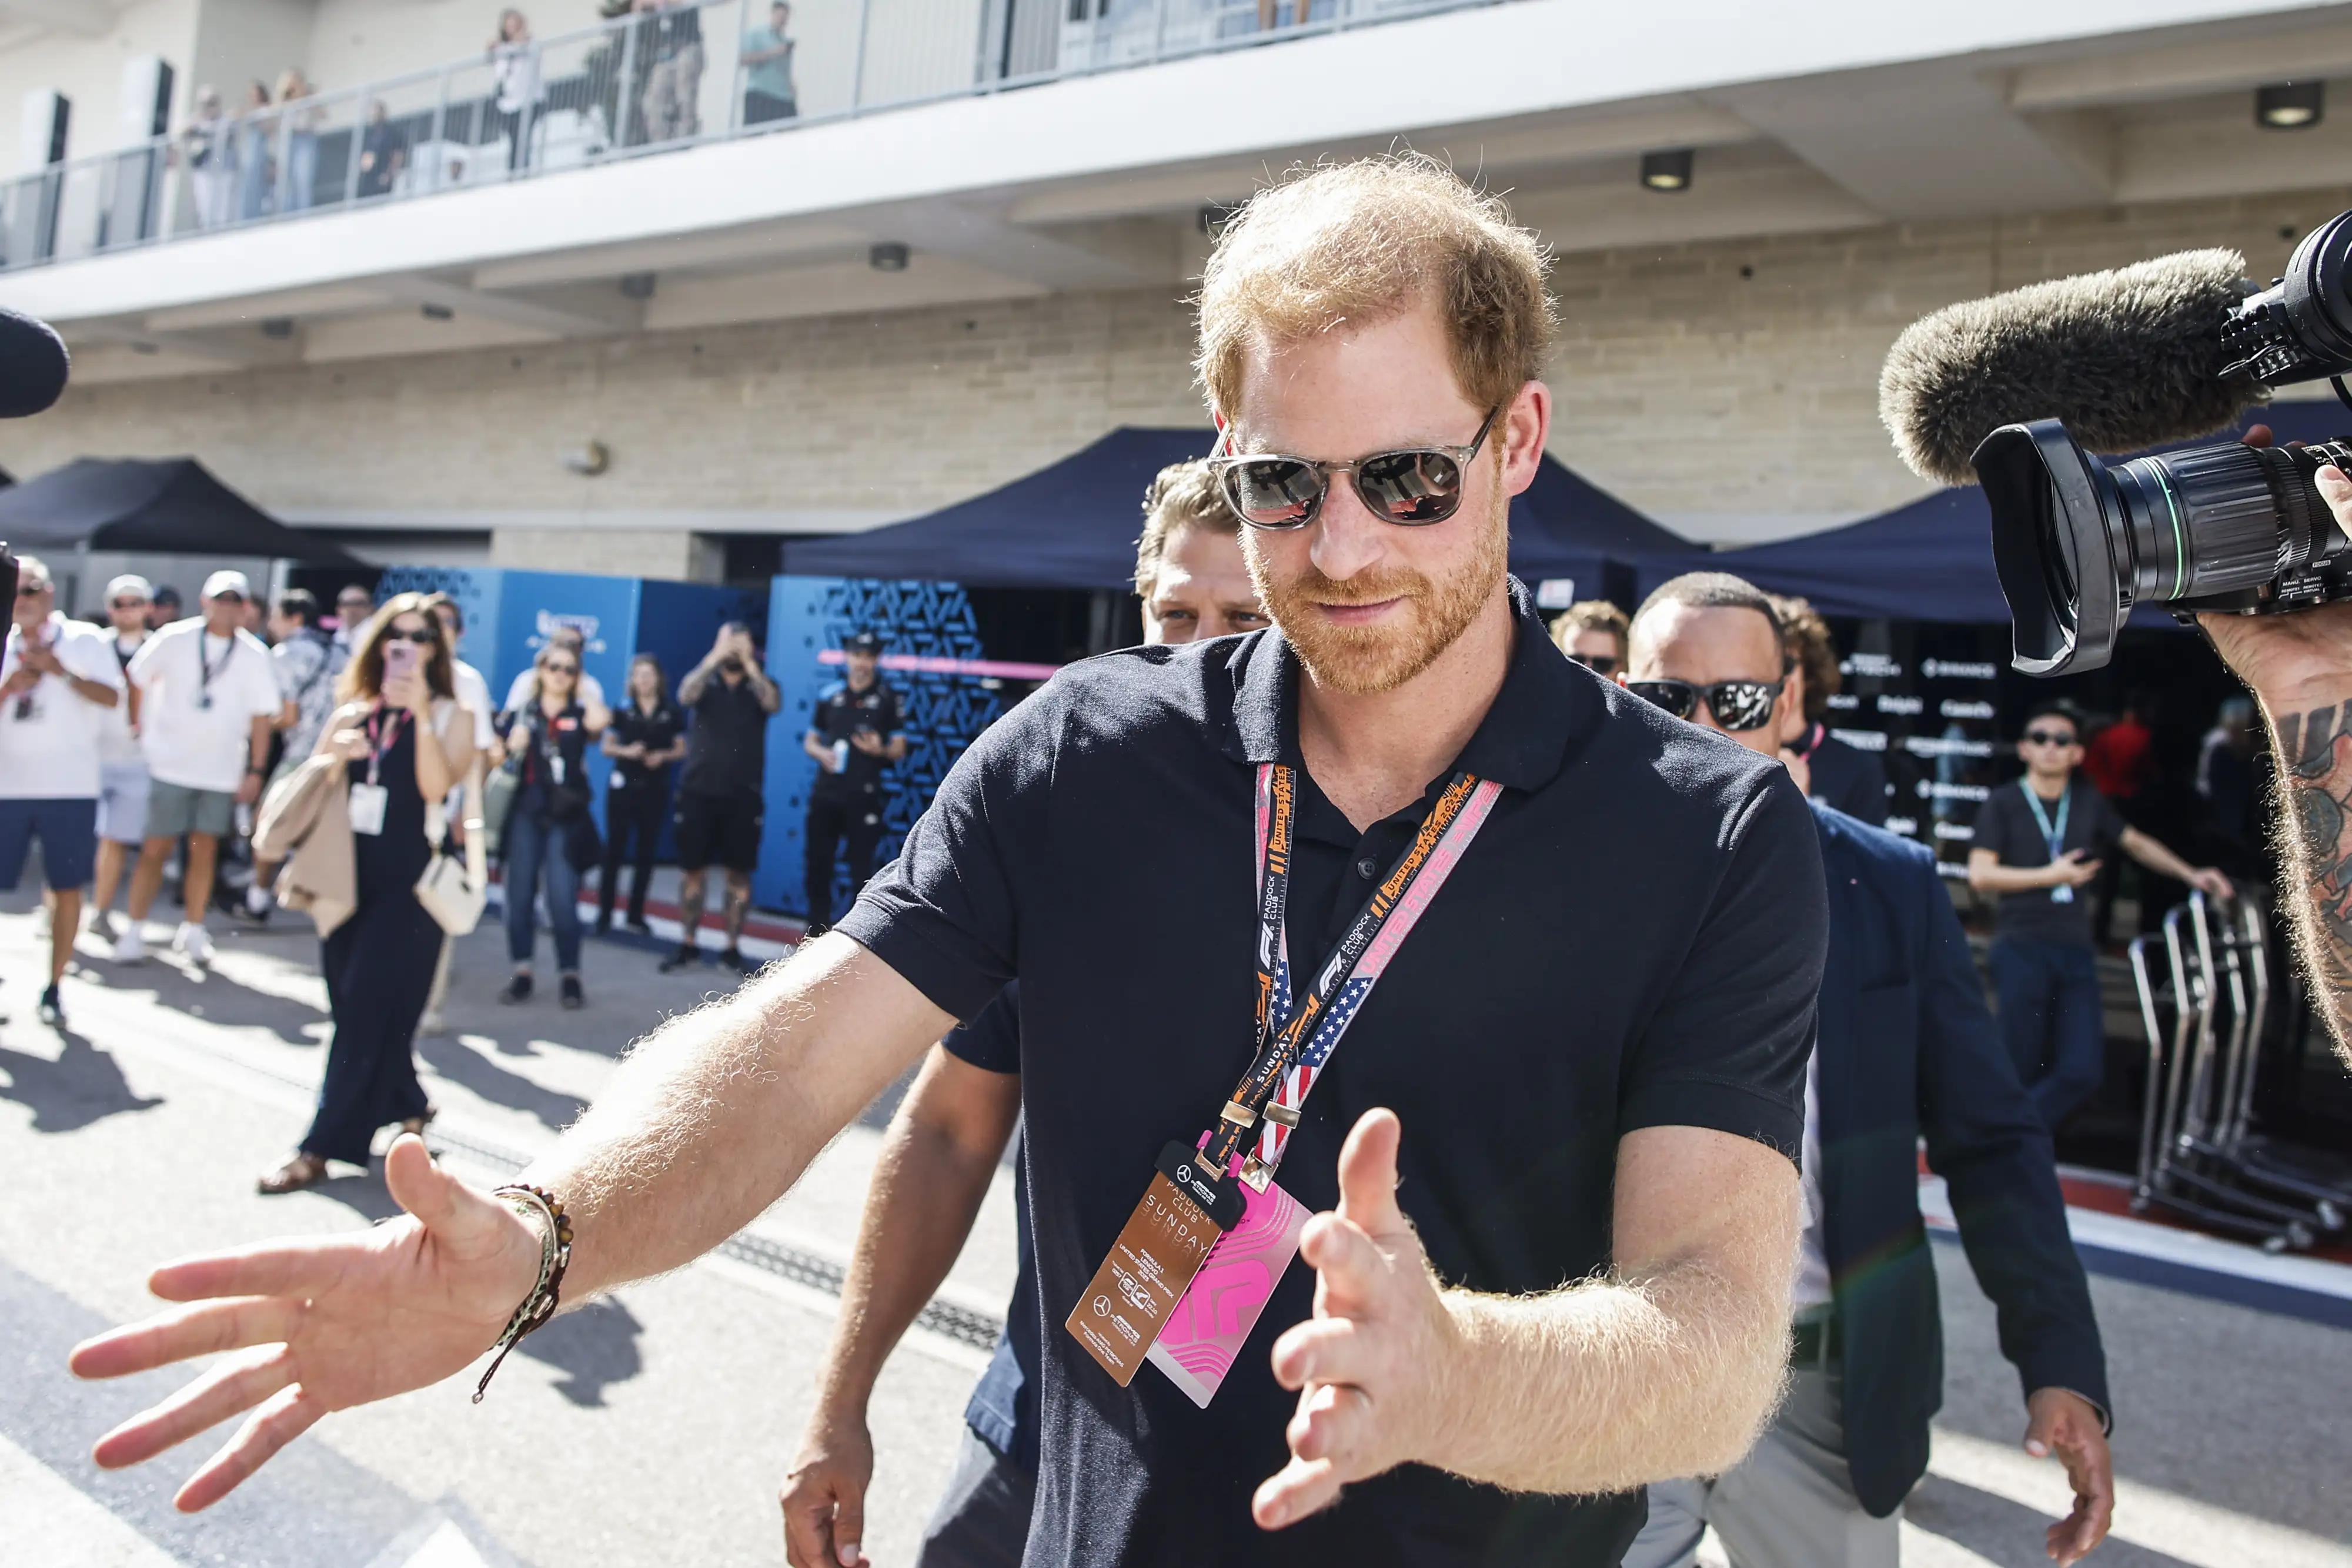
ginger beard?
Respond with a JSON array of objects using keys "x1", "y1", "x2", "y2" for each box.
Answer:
[{"x1": 1244, "y1": 468, "x2": 1511, "y2": 696}]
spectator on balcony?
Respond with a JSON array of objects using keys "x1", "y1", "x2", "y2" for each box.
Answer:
[
  {"x1": 640, "y1": 0, "x2": 706, "y2": 143},
  {"x1": 275, "y1": 70, "x2": 323, "y2": 212},
  {"x1": 356, "y1": 101, "x2": 406, "y2": 200},
  {"x1": 740, "y1": 2, "x2": 799, "y2": 126},
  {"x1": 486, "y1": 9, "x2": 544, "y2": 171},
  {"x1": 235, "y1": 80, "x2": 275, "y2": 222},
  {"x1": 184, "y1": 87, "x2": 236, "y2": 230}
]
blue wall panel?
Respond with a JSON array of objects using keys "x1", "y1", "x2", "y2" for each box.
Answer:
[{"x1": 754, "y1": 576, "x2": 1002, "y2": 919}]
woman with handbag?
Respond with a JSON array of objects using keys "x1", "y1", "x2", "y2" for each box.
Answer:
[
  {"x1": 259, "y1": 596, "x2": 475, "y2": 1195},
  {"x1": 493, "y1": 641, "x2": 609, "y2": 1008}
]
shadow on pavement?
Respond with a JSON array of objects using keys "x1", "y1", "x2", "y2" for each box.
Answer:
[
  {"x1": 413, "y1": 1034, "x2": 586, "y2": 1131},
  {"x1": 74, "y1": 948, "x2": 326, "y2": 1050},
  {"x1": 0, "y1": 1027, "x2": 163, "y2": 1133},
  {"x1": 519, "y1": 1296, "x2": 645, "y2": 1406},
  {"x1": 1905, "y1": 1473, "x2": 2203, "y2": 1568}
]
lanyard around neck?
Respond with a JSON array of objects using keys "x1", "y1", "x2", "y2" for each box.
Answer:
[
  {"x1": 2019, "y1": 778, "x2": 2070, "y2": 858},
  {"x1": 363, "y1": 704, "x2": 407, "y2": 787},
  {"x1": 1201, "y1": 761, "x2": 1503, "y2": 1185}
]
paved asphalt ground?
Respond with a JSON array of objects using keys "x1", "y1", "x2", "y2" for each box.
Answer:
[{"x1": 4, "y1": 888, "x2": 2349, "y2": 1567}]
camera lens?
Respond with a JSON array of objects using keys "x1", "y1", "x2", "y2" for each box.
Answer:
[{"x1": 1977, "y1": 419, "x2": 2352, "y2": 675}]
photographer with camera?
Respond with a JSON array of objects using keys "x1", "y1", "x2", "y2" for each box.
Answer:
[{"x1": 1880, "y1": 219, "x2": 2352, "y2": 1064}]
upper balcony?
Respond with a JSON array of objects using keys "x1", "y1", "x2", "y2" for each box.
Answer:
[{"x1": 6, "y1": 0, "x2": 2352, "y2": 386}]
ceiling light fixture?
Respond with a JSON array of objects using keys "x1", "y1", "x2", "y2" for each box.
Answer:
[
  {"x1": 420, "y1": 303, "x2": 455, "y2": 321},
  {"x1": 2257, "y1": 82, "x2": 2324, "y2": 130},
  {"x1": 1640, "y1": 148, "x2": 1695, "y2": 192},
  {"x1": 619, "y1": 271, "x2": 656, "y2": 299},
  {"x1": 869, "y1": 242, "x2": 910, "y2": 272}
]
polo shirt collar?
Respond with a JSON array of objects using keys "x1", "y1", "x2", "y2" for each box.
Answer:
[{"x1": 1221, "y1": 576, "x2": 1595, "y2": 794}]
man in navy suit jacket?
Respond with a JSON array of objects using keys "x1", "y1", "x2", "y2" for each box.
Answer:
[{"x1": 1619, "y1": 573, "x2": 2114, "y2": 1568}]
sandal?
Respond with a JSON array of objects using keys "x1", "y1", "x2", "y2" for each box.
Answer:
[{"x1": 258, "y1": 1153, "x2": 329, "y2": 1195}]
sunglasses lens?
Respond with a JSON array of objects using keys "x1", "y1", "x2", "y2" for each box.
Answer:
[
  {"x1": 1712, "y1": 683, "x2": 1779, "y2": 731},
  {"x1": 1573, "y1": 653, "x2": 1618, "y2": 674},
  {"x1": 1629, "y1": 681, "x2": 1698, "y2": 720},
  {"x1": 1355, "y1": 450, "x2": 1464, "y2": 524},
  {"x1": 1224, "y1": 458, "x2": 1322, "y2": 529}
]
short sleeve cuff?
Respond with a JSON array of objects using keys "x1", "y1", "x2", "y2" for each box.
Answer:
[
  {"x1": 835, "y1": 892, "x2": 1006, "y2": 1024},
  {"x1": 1621, "y1": 1075, "x2": 1803, "y2": 1164}
]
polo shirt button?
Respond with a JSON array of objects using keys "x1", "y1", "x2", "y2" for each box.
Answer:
[{"x1": 1356, "y1": 857, "x2": 1378, "y2": 879}]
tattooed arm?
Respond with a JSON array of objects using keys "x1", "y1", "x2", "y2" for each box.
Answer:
[{"x1": 2200, "y1": 470, "x2": 2352, "y2": 1066}]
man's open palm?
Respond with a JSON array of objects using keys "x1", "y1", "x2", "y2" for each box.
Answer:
[{"x1": 69, "y1": 1135, "x2": 541, "y2": 1512}]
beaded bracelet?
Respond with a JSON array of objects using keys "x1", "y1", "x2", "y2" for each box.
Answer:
[{"x1": 472, "y1": 1183, "x2": 574, "y2": 1404}]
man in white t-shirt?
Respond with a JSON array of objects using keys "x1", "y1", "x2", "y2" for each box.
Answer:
[
  {"x1": 121, "y1": 571, "x2": 283, "y2": 967},
  {"x1": 89, "y1": 574, "x2": 156, "y2": 938},
  {"x1": 500, "y1": 624, "x2": 604, "y2": 714},
  {"x1": 0, "y1": 554, "x2": 125, "y2": 1025}
]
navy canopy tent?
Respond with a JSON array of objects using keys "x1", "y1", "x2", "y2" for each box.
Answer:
[
  {"x1": 0, "y1": 457, "x2": 358, "y2": 563},
  {"x1": 1633, "y1": 399, "x2": 2352, "y2": 623},
  {"x1": 781, "y1": 426, "x2": 1688, "y2": 591}
]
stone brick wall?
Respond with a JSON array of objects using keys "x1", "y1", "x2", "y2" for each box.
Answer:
[{"x1": 8, "y1": 185, "x2": 2351, "y2": 563}]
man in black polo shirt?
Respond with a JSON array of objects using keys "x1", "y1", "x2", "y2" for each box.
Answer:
[
  {"x1": 800, "y1": 629, "x2": 907, "y2": 938},
  {"x1": 76, "y1": 159, "x2": 1825, "y2": 1568},
  {"x1": 660, "y1": 621, "x2": 780, "y2": 974},
  {"x1": 1968, "y1": 699, "x2": 2228, "y2": 1130}
]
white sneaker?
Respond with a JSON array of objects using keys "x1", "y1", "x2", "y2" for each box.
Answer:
[
  {"x1": 173, "y1": 922, "x2": 214, "y2": 967},
  {"x1": 111, "y1": 924, "x2": 147, "y2": 964}
]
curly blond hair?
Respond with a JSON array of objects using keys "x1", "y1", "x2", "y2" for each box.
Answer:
[
  {"x1": 1195, "y1": 155, "x2": 1556, "y2": 422},
  {"x1": 1768, "y1": 593, "x2": 1840, "y2": 725},
  {"x1": 1132, "y1": 459, "x2": 1237, "y2": 597}
]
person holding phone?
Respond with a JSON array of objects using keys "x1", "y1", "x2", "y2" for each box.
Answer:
[
  {"x1": 494, "y1": 642, "x2": 610, "y2": 1007},
  {"x1": 259, "y1": 596, "x2": 475, "y2": 1194}
]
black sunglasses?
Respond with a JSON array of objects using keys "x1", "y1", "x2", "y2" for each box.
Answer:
[
  {"x1": 1628, "y1": 676, "x2": 1786, "y2": 733},
  {"x1": 1210, "y1": 408, "x2": 1501, "y2": 530},
  {"x1": 543, "y1": 660, "x2": 580, "y2": 674},
  {"x1": 1570, "y1": 651, "x2": 1619, "y2": 675},
  {"x1": 384, "y1": 627, "x2": 437, "y2": 644},
  {"x1": 16, "y1": 582, "x2": 49, "y2": 597},
  {"x1": 2023, "y1": 728, "x2": 2079, "y2": 747}
]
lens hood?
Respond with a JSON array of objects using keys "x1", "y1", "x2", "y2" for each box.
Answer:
[{"x1": 1973, "y1": 419, "x2": 2122, "y2": 677}]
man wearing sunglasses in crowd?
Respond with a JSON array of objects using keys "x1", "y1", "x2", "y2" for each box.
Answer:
[
  {"x1": 74, "y1": 159, "x2": 1825, "y2": 1568},
  {"x1": 1968, "y1": 701, "x2": 2230, "y2": 1133},
  {"x1": 1549, "y1": 597, "x2": 1627, "y2": 678},
  {"x1": 1619, "y1": 572, "x2": 2114, "y2": 1568}
]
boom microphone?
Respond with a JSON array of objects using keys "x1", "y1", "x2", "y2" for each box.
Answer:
[
  {"x1": 0, "y1": 305, "x2": 69, "y2": 419},
  {"x1": 1878, "y1": 248, "x2": 2260, "y2": 486}
]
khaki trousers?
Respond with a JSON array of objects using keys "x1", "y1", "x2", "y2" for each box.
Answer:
[{"x1": 1621, "y1": 1367, "x2": 1899, "y2": 1568}]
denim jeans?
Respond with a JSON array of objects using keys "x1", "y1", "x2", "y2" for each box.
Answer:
[
  {"x1": 505, "y1": 806, "x2": 583, "y2": 972},
  {"x1": 1987, "y1": 933, "x2": 2105, "y2": 1131}
]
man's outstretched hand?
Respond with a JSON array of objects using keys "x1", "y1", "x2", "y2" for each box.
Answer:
[
  {"x1": 69, "y1": 1135, "x2": 543, "y2": 1512},
  {"x1": 1254, "y1": 1108, "x2": 1461, "y2": 1530}
]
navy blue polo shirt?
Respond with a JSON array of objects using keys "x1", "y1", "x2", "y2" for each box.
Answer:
[
  {"x1": 940, "y1": 986, "x2": 1039, "y2": 1475},
  {"x1": 838, "y1": 580, "x2": 1826, "y2": 1568}
]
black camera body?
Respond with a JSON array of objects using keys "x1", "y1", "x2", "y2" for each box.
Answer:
[{"x1": 1973, "y1": 210, "x2": 2352, "y2": 675}]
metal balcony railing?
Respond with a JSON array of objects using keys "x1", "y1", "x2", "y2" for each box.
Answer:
[{"x1": 0, "y1": 0, "x2": 1491, "y2": 276}]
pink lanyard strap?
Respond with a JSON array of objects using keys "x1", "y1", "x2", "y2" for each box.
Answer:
[{"x1": 1248, "y1": 761, "x2": 1502, "y2": 1174}]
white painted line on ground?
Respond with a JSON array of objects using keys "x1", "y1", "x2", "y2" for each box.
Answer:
[
  {"x1": 1919, "y1": 1175, "x2": 2352, "y2": 1301},
  {"x1": 1929, "y1": 1427, "x2": 2352, "y2": 1568},
  {"x1": 0, "y1": 1430, "x2": 183, "y2": 1568}
]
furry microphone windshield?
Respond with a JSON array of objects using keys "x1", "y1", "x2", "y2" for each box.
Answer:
[{"x1": 1878, "y1": 249, "x2": 2263, "y2": 486}]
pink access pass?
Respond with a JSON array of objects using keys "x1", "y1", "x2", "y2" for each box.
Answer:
[{"x1": 1145, "y1": 1156, "x2": 1309, "y2": 1408}]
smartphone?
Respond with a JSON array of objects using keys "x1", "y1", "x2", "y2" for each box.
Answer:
[{"x1": 384, "y1": 641, "x2": 419, "y2": 685}]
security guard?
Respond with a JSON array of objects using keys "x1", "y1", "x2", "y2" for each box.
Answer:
[{"x1": 800, "y1": 630, "x2": 905, "y2": 936}]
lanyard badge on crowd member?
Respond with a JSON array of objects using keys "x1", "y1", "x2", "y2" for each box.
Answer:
[
  {"x1": 198, "y1": 629, "x2": 233, "y2": 711},
  {"x1": 2020, "y1": 779, "x2": 2073, "y2": 903},
  {"x1": 1065, "y1": 763, "x2": 1502, "y2": 1405},
  {"x1": 348, "y1": 705, "x2": 406, "y2": 837}
]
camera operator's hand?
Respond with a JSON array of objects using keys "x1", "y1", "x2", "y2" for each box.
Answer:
[{"x1": 2047, "y1": 850, "x2": 2101, "y2": 890}]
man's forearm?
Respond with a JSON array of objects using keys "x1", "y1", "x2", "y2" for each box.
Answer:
[
  {"x1": 813, "y1": 1114, "x2": 1005, "y2": 1416},
  {"x1": 1969, "y1": 861, "x2": 2055, "y2": 894},
  {"x1": 1431, "y1": 1251, "x2": 1791, "y2": 1495},
  {"x1": 2120, "y1": 827, "x2": 2199, "y2": 886},
  {"x1": 2266, "y1": 691, "x2": 2352, "y2": 1064},
  {"x1": 678, "y1": 661, "x2": 714, "y2": 706},
  {"x1": 520, "y1": 935, "x2": 952, "y2": 1300}
]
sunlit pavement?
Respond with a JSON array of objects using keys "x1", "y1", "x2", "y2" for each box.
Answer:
[{"x1": 4, "y1": 891, "x2": 2348, "y2": 1566}]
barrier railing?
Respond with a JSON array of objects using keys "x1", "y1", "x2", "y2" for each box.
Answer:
[{"x1": 0, "y1": 0, "x2": 1496, "y2": 275}]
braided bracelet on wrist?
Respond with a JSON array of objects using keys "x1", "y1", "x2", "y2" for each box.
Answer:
[{"x1": 472, "y1": 1183, "x2": 573, "y2": 1404}]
